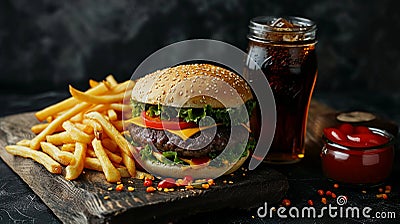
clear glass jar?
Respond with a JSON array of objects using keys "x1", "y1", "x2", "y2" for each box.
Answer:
[
  {"x1": 246, "y1": 16, "x2": 318, "y2": 164},
  {"x1": 321, "y1": 127, "x2": 395, "y2": 185}
]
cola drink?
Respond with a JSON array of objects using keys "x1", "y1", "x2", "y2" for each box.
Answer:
[{"x1": 246, "y1": 16, "x2": 318, "y2": 164}]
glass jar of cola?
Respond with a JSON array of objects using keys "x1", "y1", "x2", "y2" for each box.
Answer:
[{"x1": 246, "y1": 16, "x2": 318, "y2": 164}]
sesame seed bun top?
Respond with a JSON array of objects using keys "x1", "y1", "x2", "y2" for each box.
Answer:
[{"x1": 131, "y1": 64, "x2": 253, "y2": 108}]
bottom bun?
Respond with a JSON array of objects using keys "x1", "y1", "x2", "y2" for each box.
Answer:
[{"x1": 139, "y1": 150, "x2": 250, "y2": 179}]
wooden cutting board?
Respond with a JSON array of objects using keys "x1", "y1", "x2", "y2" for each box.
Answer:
[
  {"x1": 0, "y1": 113, "x2": 288, "y2": 224},
  {"x1": 1, "y1": 100, "x2": 397, "y2": 224}
]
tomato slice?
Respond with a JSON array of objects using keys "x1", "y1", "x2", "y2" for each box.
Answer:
[{"x1": 141, "y1": 111, "x2": 197, "y2": 130}]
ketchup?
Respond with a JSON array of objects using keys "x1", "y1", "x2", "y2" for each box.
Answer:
[{"x1": 321, "y1": 124, "x2": 394, "y2": 185}]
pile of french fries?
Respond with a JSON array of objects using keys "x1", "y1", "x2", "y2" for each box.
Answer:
[{"x1": 5, "y1": 75, "x2": 151, "y2": 183}]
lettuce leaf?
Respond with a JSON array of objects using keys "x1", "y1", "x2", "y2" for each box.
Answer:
[
  {"x1": 162, "y1": 151, "x2": 185, "y2": 164},
  {"x1": 139, "y1": 145, "x2": 158, "y2": 163},
  {"x1": 208, "y1": 136, "x2": 255, "y2": 167},
  {"x1": 131, "y1": 99, "x2": 256, "y2": 126}
]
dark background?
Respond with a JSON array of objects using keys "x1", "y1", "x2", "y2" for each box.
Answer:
[
  {"x1": 1, "y1": 0, "x2": 399, "y2": 109},
  {"x1": 1, "y1": 0, "x2": 400, "y2": 223}
]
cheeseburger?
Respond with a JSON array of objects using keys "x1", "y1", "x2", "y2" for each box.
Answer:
[{"x1": 126, "y1": 64, "x2": 256, "y2": 178}]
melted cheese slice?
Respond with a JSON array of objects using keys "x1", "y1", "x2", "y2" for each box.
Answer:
[{"x1": 125, "y1": 116, "x2": 218, "y2": 141}]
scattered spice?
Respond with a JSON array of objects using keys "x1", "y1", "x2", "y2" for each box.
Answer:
[
  {"x1": 175, "y1": 179, "x2": 184, "y2": 186},
  {"x1": 223, "y1": 180, "x2": 227, "y2": 184},
  {"x1": 333, "y1": 183, "x2": 339, "y2": 189},
  {"x1": 384, "y1": 185, "x2": 391, "y2": 193},
  {"x1": 321, "y1": 197, "x2": 327, "y2": 204},
  {"x1": 127, "y1": 187, "x2": 135, "y2": 192},
  {"x1": 325, "y1": 191, "x2": 332, "y2": 196},
  {"x1": 228, "y1": 181, "x2": 234, "y2": 184},
  {"x1": 376, "y1": 194, "x2": 383, "y2": 198},
  {"x1": 307, "y1": 200, "x2": 314, "y2": 206},
  {"x1": 317, "y1": 189, "x2": 324, "y2": 196},
  {"x1": 146, "y1": 186, "x2": 156, "y2": 193},
  {"x1": 382, "y1": 194, "x2": 388, "y2": 200},
  {"x1": 282, "y1": 199, "x2": 291, "y2": 207},
  {"x1": 202, "y1": 184, "x2": 210, "y2": 189},
  {"x1": 207, "y1": 179, "x2": 214, "y2": 186},
  {"x1": 331, "y1": 193, "x2": 337, "y2": 199},
  {"x1": 115, "y1": 184, "x2": 124, "y2": 191},
  {"x1": 378, "y1": 188, "x2": 384, "y2": 193},
  {"x1": 361, "y1": 190, "x2": 367, "y2": 194}
]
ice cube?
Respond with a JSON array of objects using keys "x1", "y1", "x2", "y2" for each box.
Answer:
[{"x1": 271, "y1": 18, "x2": 294, "y2": 28}]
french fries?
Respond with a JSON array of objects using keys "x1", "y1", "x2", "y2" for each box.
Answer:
[
  {"x1": 16, "y1": 139, "x2": 31, "y2": 147},
  {"x1": 89, "y1": 79, "x2": 99, "y2": 88},
  {"x1": 69, "y1": 85, "x2": 126, "y2": 104},
  {"x1": 107, "y1": 109, "x2": 118, "y2": 121},
  {"x1": 65, "y1": 142, "x2": 87, "y2": 180},
  {"x1": 46, "y1": 132, "x2": 75, "y2": 145},
  {"x1": 34, "y1": 81, "x2": 109, "y2": 121},
  {"x1": 61, "y1": 143, "x2": 75, "y2": 152},
  {"x1": 5, "y1": 145, "x2": 62, "y2": 174},
  {"x1": 30, "y1": 102, "x2": 91, "y2": 149},
  {"x1": 101, "y1": 138, "x2": 118, "y2": 152},
  {"x1": 4, "y1": 75, "x2": 152, "y2": 183},
  {"x1": 84, "y1": 112, "x2": 136, "y2": 177},
  {"x1": 92, "y1": 138, "x2": 120, "y2": 182},
  {"x1": 84, "y1": 157, "x2": 103, "y2": 171},
  {"x1": 31, "y1": 123, "x2": 64, "y2": 134},
  {"x1": 62, "y1": 121, "x2": 93, "y2": 144},
  {"x1": 40, "y1": 142, "x2": 74, "y2": 166},
  {"x1": 105, "y1": 74, "x2": 118, "y2": 87}
]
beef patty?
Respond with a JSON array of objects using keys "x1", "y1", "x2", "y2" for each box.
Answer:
[{"x1": 128, "y1": 124, "x2": 249, "y2": 158}]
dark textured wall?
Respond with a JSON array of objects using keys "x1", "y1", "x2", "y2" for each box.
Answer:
[{"x1": 1, "y1": 0, "x2": 399, "y2": 95}]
